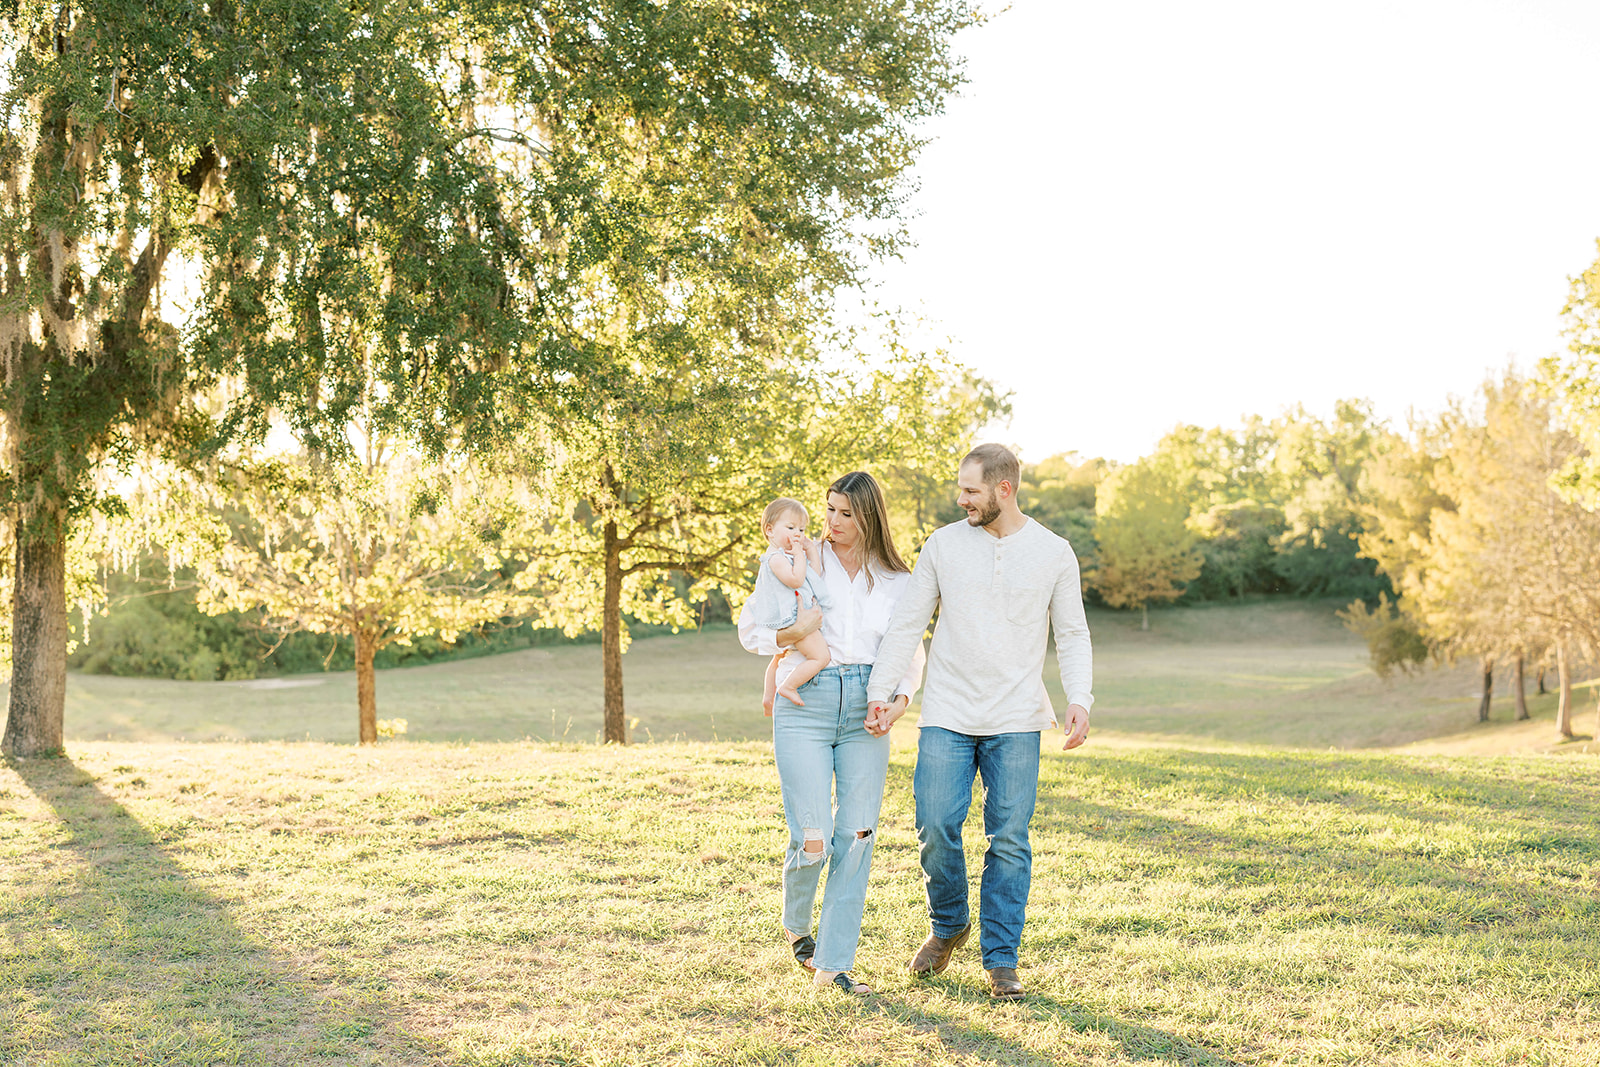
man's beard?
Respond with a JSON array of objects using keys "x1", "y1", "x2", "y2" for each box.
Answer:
[{"x1": 966, "y1": 497, "x2": 1001, "y2": 527}]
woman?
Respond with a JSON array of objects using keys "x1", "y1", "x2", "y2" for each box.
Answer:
[{"x1": 737, "y1": 471, "x2": 926, "y2": 995}]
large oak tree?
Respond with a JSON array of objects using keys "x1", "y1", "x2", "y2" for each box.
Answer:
[
  {"x1": 1, "y1": 0, "x2": 531, "y2": 754},
  {"x1": 2, "y1": 0, "x2": 979, "y2": 755}
]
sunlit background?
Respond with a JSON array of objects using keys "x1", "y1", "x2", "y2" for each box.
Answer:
[{"x1": 861, "y1": 0, "x2": 1600, "y2": 461}]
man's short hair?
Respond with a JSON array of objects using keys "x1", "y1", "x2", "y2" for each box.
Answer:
[{"x1": 962, "y1": 443, "x2": 1020, "y2": 490}]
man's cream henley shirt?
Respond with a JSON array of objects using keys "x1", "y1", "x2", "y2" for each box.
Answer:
[{"x1": 866, "y1": 516, "x2": 1093, "y2": 735}]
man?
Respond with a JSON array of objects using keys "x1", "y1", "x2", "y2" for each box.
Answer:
[{"x1": 864, "y1": 443, "x2": 1092, "y2": 998}]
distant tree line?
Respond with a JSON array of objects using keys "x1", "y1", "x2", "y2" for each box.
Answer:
[
  {"x1": 63, "y1": 362, "x2": 1600, "y2": 747},
  {"x1": 1347, "y1": 363, "x2": 1600, "y2": 742},
  {"x1": 1018, "y1": 323, "x2": 1600, "y2": 745},
  {"x1": 990, "y1": 402, "x2": 1393, "y2": 629}
]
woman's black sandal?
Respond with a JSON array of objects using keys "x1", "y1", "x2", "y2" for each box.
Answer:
[
  {"x1": 822, "y1": 971, "x2": 871, "y2": 995},
  {"x1": 790, "y1": 935, "x2": 816, "y2": 972}
]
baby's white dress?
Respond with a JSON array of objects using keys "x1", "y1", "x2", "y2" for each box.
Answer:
[{"x1": 748, "y1": 547, "x2": 833, "y2": 629}]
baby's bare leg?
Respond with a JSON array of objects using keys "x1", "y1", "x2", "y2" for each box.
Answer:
[
  {"x1": 775, "y1": 631, "x2": 831, "y2": 704},
  {"x1": 762, "y1": 653, "x2": 782, "y2": 716}
]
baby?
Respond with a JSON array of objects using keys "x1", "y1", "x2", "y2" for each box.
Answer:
[{"x1": 749, "y1": 497, "x2": 833, "y2": 713}]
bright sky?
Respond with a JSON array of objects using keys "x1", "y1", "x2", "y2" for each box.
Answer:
[{"x1": 860, "y1": 0, "x2": 1600, "y2": 462}]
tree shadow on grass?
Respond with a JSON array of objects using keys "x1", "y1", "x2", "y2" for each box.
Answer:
[
  {"x1": 1049, "y1": 749, "x2": 1600, "y2": 854},
  {"x1": 1034, "y1": 754, "x2": 1600, "y2": 938},
  {"x1": 1082, "y1": 749, "x2": 1600, "y2": 833},
  {"x1": 864, "y1": 982, "x2": 1238, "y2": 1066},
  {"x1": 1, "y1": 757, "x2": 438, "y2": 1066}
]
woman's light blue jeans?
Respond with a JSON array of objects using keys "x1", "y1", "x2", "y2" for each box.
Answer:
[
  {"x1": 913, "y1": 726, "x2": 1041, "y2": 970},
  {"x1": 772, "y1": 663, "x2": 889, "y2": 974}
]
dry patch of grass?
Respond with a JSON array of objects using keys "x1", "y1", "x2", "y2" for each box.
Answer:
[
  {"x1": 54, "y1": 626, "x2": 768, "y2": 746},
  {"x1": 5, "y1": 739, "x2": 1599, "y2": 1065},
  {"x1": 50, "y1": 602, "x2": 1597, "y2": 757}
]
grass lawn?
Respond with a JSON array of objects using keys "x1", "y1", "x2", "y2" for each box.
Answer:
[
  {"x1": 4, "y1": 739, "x2": 1598, "y2": 1066},
  {"x1": 6, "y1": 600, "x2": 1597, "y2": 1064},
  {"x1": 43, "y1": 600, "x2": 1600, "y2": 755}
]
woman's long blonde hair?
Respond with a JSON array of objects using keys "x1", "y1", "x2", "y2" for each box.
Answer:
[{"x1": 828, "y1": 471, "x2": 908, "y2": 591}]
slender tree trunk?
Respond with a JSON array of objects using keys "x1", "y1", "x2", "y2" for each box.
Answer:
[
  {"x1": 3, "y1": 525, "x2": 69, "y2": 757},
  {"x1": 1140, "y1": 603, "x2": 1149, "y2": 632},
  {"x1": 1556, "y1": 643, "x2": 1574, "y2": 740},
  {"x1": 1537, "y1": 668, "x2": 1547, "y2": 696},
  {"x1": 1476, "y1": 656, "x2": 1493, "y2": 723},
  {"x1": 1513, "y1": 654, "x2": 1529, "y2": 722},
  {"x1": 601, "y1": 519, "x2": 627, "y2": 744},
  {"x1": 355, "y1": 627, "x2": 378, "y2": 745}
]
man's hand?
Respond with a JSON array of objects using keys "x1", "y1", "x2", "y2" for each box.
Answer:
[
  {"x1": 1061, "y1": 703, "x2": 1090, "y2": 749},
  {"x1": 865, "y1": 696, "x2": 909, "y2": 737}
]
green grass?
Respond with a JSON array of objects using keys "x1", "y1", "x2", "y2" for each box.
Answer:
[
  {"x1": 4, "y1": 740, "x2": 1598, "y2": 1065},
  {"x1": 53, "y1": 621, "x2": 766, "y2": 746},
  {"x1": 43, "y1": 600, "x2": 1599, "y2": 754},
  {"x1": 6, "y1": 600, "x2": 1597, "y2": 1063}
]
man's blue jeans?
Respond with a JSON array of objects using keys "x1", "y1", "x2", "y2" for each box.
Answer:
[
  {"x1": 913, "y1": 726, "x2": 1041, "y2": 970},
  {"x1": 772, "y1": 664, "x2": 889, "y2": 973}
]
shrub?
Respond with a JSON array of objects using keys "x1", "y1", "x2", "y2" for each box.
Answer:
[
  {"x1": 1338, "y1": 594, "x2": 1430, "y2": 677},
  {"x1": 71, "y1": 587, "x2": 261, "y2": 681}
]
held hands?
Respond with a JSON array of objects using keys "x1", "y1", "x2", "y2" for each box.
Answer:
[
  {"x1": 865, "y1": 696, "x2": 909, "y2": 737},
  {"x1": 865, "y1": 697, "x2": 1082, "y2": 743},
  {"x1": 1062, "y1": 703, "x2": 1090, "y2": 750}
]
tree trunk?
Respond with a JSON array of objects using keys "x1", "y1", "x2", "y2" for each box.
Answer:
[
  {"x1": 1140, "y1": 603, "x2": 1149, "y2": 632},
  {"x1": 3, "y1": 526, "x2": 69, "y2": 757},
  {"x1": 601, "y1": 519, "x2": 627, "y2": 744},
  {"x1": 1556, "y1": 643, "x2": 1573, "y2": 740},
  {"x1": 1537, "y1": 668, "x2": 1547, "y2": 696},
  {"x1": 1513, "y1": 654, "x2": 1529, "y2": 722},
  {"x1": 355, "y1": 627, "x2": 378, "y2": 745},
  {"x1": 1476, "y1": 656, "x2": 1492, "y2": 723}
]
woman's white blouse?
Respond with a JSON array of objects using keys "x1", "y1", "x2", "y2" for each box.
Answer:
[{"x1": 737, "y1": 542, "x2": 927, "y2": 700}]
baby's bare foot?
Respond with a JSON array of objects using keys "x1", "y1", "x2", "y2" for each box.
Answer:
[{"x1": 777, "y1": 685, "x2": 802, "y2": 705}]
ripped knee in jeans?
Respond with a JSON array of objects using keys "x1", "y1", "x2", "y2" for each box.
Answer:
[{"x1": 797, "y1": 827, "x2": 827, "y2": 865}]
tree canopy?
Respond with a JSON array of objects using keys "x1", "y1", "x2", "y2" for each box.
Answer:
[
  {"x1": 1356, "y1": 368, "x2": 1600, "y2": 735},
  {"x1": 1, "y1": 0, "x2": 980, "y2": 754},
  {"x1": 189, "y1": 446, "x2": 534, "y2": 743},
  {"x1": 1088, "y1": 456, "x2": 1202, "y2": 629},
  {"x1": 525, "y1": 349, "x2": 1003, "y2": 743}
]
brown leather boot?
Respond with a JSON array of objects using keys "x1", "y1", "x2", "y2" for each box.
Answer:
[
  {"x1": 986, "y1": 966, "x2": 1023, "y2": 998},
  {"x1": 908, "y1": 923, "x2": 971, "y2": 976}
]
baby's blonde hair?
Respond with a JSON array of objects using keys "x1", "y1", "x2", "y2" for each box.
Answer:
[{"x1": 761, "y1": 497, "x2": 808, "y2": 532}]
